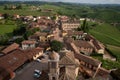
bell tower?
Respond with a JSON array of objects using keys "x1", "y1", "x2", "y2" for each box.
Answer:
[{"x1": 48, "y1": 51, "x2": 59, "y2": 80}]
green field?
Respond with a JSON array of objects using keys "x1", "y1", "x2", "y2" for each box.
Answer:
[
  {"x1": 0, "y1": 5, "x2": 53, "y2": 16},
  {"x1": 89, "y1": 23, "x2": 120, "y2": 47},
  {"x1": 107, "y1": 45, "x2": 120, "y2": 62},
  {"x1": 0, "y1": 24, "x2": 16, "y2": 35}
]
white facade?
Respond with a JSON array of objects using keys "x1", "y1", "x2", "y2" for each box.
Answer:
[{"x1": 22, "y1": 44, "x2": 35, "y2": 50}]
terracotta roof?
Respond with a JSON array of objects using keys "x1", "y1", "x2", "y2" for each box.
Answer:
[
  {"x1": 92, "y1": 40, "x2": 101, "y2": 50},
  {"x1": 59, "y1": 16, "x2": 69, "y2": 21},
  {"x1": 59, "y1": 50, "x2": 76, "y2": 65},
  {"x1": 34, "y1": 32, "x2": 48, "y2": 36},
  {"x1": 38, "y1": 42, "x2": 50, "y2": 48},
  {"x1": 85, "y1": 34, "x2": 95, "y2": 41},
  {"x1": 67, "y1": 30, "x2": 84, "y2": 36},
  {"x1": 59, "y1": 66, "x2": 76, "y2": 80},
  {"x1": 85, "y1": 35, "x2": 101, "y2": 50},
  {"x1": 75, "y1": 53, "x2": 101, "y2": 67},
  {"x1": 29, "y1": 22, "x2": 38, "y2": 28},
  {"x1": 0, "y1": 14, "x2": 3, "y2": 16},
  {"x1": 22, "y1": 40, "x2": 36, "y2": 45},
  {"x1": 28, "y1": 34, "x2": 39, "y2": 40},
  {"x1": 24, "y1": 47, "x2": 43, "y2": 60},
  {"x1": 0, "y1": 49, "x2": 27, "y2": 72},
  {"x1": 1, "y1": 43, "x2": 19, "y2": 54},
  {"x1": 73, "y1": 40, "x2": 93, "y2": 48}
]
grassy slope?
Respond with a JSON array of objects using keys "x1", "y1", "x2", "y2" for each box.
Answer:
[
  {"x1": 107, "y1": 45, "x2": 120, "y2": 62},
  {"x1": 0, "y1": 24, "x2": 16, "y2": 35},
  {"x1": 89, "y1": 23, "x2": 120, "y2": 69},
  {"x1": 89, "y1": 23, "x2": 120, "y2": 47}
]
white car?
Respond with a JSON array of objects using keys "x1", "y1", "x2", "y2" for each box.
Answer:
[
  {"x1": 34, "y1": 69, "x2": 41, "y2": 78},
  {"x1": 36, "y1": 59, "x2": 41, "y2": 62}
]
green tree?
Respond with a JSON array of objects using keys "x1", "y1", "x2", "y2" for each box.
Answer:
[
  {"x1": 23, "y1": 30, "x2": 33, "y2": 40},
  {"x1": 81, "y1": 19, "x2": 89, "y2": 33},
  {"x1": 0, "y1": 34, "x2": 9, "y2": 45},
  {"x1": 16, "y1": 5, "x2": 22, "y2": 9},
  {"x1": 4, "y1": 5, "x2": 8, "y2": 10},
  {"x1": 14, "y1": 37, "x2": 24, "y2": 44},
  {"x1": 50, "y1": 40, "x2": 63, "y2": 52}
]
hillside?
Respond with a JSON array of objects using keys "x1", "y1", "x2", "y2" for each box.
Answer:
[
  {"x1": 89, "y1": 23, "x2": 120, "y2": 47},
  {"x1": 0, "y1": 2, "x2": 120, "y2": 23}
]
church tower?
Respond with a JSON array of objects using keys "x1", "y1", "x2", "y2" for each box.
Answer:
[{"x1": 48, "y1": 51, "x2": 60, "y2": 80}]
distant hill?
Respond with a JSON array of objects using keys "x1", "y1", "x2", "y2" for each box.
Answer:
[{"x1": 0, "y1": 1, "x2": 120, "y2": 23}]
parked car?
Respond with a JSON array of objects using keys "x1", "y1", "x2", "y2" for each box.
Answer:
[
  {"x1": 34, "y1": 69, "x2": 41, "y2": 78},
  {"x1": 36, "y1": 59, "x2": 41, "y2": 62}
]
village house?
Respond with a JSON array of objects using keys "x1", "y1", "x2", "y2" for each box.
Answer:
[
  {"x1": 64, "y1": 38, "x2": 93, "y2": 55},
  {"x1": 85, "y1": 35, "x2": 104, "y2": 54},
  {"x1": 28, "y1": 22, "x2": 39, "y2": 29},
  {"x1": 1, "y1": 43, "x2": 19, "y2": 55},
  {"x1": 58, "y1": 15, "x2": 69, "y2": 22},
  {"x1": 60, "y1": 20, "x2": 80, "y2": 31},
  {"x1": 35, "y1": 32, "x2": 48, "y2": 42},
  {"x1": 0, "y1": 14, "x2": 4, "y2": 19},
  {"x1": 73, "y1": 40, "x2": 94, "y2": 55},
  {"x1": 28, "y1": 34, "x2": 39, "y2": 41},
  {"x1": 28, "y1": 31, "x2": 48, "y2": 42},
  {"x1": 22, "y1": 40, "x2": 36, "y2": 50},
  {"x1": 24, "y1": 47, "x2": 44, "y2": 60},
  {"x1": 66, "y1": 30, "x2": 86, "y2": 40},
  {"x1": 13, "y1": 14, "x2": 20, "y2": 20}
]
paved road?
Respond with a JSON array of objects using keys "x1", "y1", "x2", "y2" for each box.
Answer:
[{"x1": 12, "y1": 61, "x2": 48, "y2": 80}]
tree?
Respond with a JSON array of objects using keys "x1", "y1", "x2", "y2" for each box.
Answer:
[
  {"x1": 23, "y1": 30, "x2": 34, "y2": 40},
  {"x1": 16, "y1": 5, "x2": 22, "y2": 9},
  {"x1": 4, "y1": 5, "x2": 8, "y2": 10},
  {"x1": 3, "y1": 13, "x2": 9, "y2": 19},
  {"x1": 14, "y1": 37, "x2": 24, "y2": 44},
  {"x1": 0, "y1": 34, "x2": 9, "y2": 45},
  {"x1": 80, "y1": 19, "x2": 89, "y2": 33},
  {"x1": 50, "y1": 40, "x2": 63, "y2": 52}
]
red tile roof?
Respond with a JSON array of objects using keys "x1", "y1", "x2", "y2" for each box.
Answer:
[
  {"x1": 22, "y1": 40, "x2": 36, "y2": 45},
  {"x1": 35, "y1": 32, "x2": 48, "y2": 36},
  {"x1": 67, "y1": 30, "x2": 84, "y2": 36},
  {"x1": 74, "y1": 40, "x2": 93, "y2": 48},
  {"x1": 59, "y1": 51, "x2": 76, "y2": 65},
  {"x1": 24, "y1": 47, "x2": 43, "y2": 60},
  {"x1": 74, "y1": 53, "x2": 101, "y2": 67},
  {"x1": 0, "y1": 49, "x2": 27, "y2": 72},
  {"x1": 92, "y1": 40, "x2": 101, "y2": 50},
  {"x1": 1, "y1": 43, "x2": 19, "y2": 54}
]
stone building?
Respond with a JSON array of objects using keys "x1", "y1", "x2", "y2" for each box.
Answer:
[
  {"x1": 60, "y1": 20, "x2": 80, "y2": 31},
  {"x1": 48, "y1": 51, "x2": 60, "y2": 80},
  {"x1": 22, "y1": 40, "x2": 36, "y2": 50}
]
